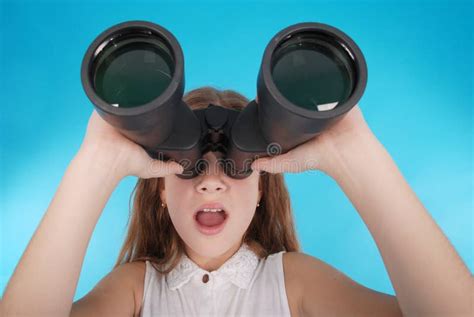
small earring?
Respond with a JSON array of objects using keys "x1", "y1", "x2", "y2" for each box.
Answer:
[
  {"x1": 161, "y1": 203, "x2": 166, "y2": 208},
  {"x1": 257, "y1": 202, "x2": 260, "y2": 207}
]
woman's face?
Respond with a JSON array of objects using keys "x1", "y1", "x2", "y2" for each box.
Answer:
[{"x1": 160, "y1": 151, "x2": 262, "y2": 259}]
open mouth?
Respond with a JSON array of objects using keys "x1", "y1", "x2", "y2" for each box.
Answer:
[{"x1": 194, "y1": 204, "x2": 229, "y2": 236}]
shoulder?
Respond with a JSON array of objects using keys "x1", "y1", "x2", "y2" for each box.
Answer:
[
  {"x1": 282, "y1": 251, "x2": 348, "y2": 283},
  {"x1": 111, "y1": 261, "x2": 146, "y2": 316},
  {"x1": 282, "y1": 252, "x2": 339, "y2": 315},
  {"x1": 282, "y1": 252, "x2": 402, "y2": 317},
  {"x1": 282, "y1": 251, "x2": 356, "y2": 297},
  {"x1": 124, "y1": 261, "x2": 147, "y2": 315},
  {"x1": 71, "y1": 261, "x2": 146, "y2": 317},
  {"x1": 114, "y1": 260, "x2": 147, "y2": 278},
  {"x1": 107, "y1": 260, "x2": 146, "y2": 298}
]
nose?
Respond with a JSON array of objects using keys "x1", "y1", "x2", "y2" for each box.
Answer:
[
  {"x1": 195, "y1": 173, "x2": 228, "y2": 193},
  {"x1": 195, "y1": 153, "x2": 228, "y2": 194}
]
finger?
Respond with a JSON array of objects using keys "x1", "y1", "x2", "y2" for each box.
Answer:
[
  {"x1": 143, "y1": 158, "x2": 184, "y2": 179},
  {"x1": 252, "y1": 153, "x2": 297, "y2": 173},
  {"x1": 252, "y1": 147, "x2": 319, "y2": 174},
  {"x1": 251, "y1": 158, "x2": 271, "y2": 172}
]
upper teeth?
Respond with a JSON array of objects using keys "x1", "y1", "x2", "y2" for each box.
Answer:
[{"x1": 201, "y1": 208, "x2": 223, "y2": 213}]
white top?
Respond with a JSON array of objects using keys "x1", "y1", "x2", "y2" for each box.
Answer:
[{"x1": 140, "y1": 242, "x2": 291, "y2": 316}]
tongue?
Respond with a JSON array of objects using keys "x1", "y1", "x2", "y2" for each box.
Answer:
[{"x1": 196, "y1": 211, "x2": 225, "y2": 227}]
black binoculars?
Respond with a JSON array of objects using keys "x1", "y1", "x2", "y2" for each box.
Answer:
[{"x1": 81, "y1": 20, "x2": 367, "y2": 179}]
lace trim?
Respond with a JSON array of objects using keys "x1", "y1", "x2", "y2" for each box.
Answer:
[{"x1": 166, "y1": 243, "x2": 259, "y2": 290}]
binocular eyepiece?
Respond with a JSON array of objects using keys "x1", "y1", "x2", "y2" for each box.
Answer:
[{"x1": 81, "y1": 20, "x2": 367, "y2": 179}]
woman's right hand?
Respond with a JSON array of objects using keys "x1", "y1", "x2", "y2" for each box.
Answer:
[{"x1": 79, "y1": 110, "x2": 184, "y2": 180}]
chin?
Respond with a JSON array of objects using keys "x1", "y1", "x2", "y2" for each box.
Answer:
[{"x1": 183, "y1": 233, "x2": 239, "y2": 258}]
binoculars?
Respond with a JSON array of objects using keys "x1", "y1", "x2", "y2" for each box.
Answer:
[{"x1": 81, "y1": 20, "x2": 367, "y2": 179}]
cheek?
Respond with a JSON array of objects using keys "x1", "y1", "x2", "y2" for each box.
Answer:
[
  {"x1": 226, "y1": 198, "x2": 257, "y2": 242},
  {"x1": 233, "y1": 176, "x2": 260, "y2": 200},
  {"x1": 164, "y1": 175, "x2": 260, "y2": 234},
  {"x1": 163, "y1": 179, "x2": 196, "y2": 224},
  {"x1": 230, "y1": 179, "x2": 260, "y2": 221},
  {"x1": 164, "y1": 177, "x2": 192, "y2": 204}
]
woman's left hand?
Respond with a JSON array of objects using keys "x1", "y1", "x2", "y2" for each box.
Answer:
[{"x1": 250, "y1": 103, "x2": 373, "y2": 177}]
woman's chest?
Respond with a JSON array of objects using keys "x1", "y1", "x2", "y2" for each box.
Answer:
[
  {"x1": 136, "y1": 252, "x2": 302, "y2": 316},
  {"x1": 140, "y1": 284, "x2": 295, "y2": 316}
]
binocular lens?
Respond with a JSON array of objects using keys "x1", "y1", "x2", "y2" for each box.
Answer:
[
  {"x1": 92, "y1": 31, "x2": 175, "y2": 108},
  {"x1": 271, "y1": 32, "x2": 355, "y2": 111}
]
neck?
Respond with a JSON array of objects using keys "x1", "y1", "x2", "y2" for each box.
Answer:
[{"x1": 185, "y1": 240, "x2": 243, "y2": 271}]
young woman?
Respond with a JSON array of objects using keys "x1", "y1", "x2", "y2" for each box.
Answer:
[{"x1": 2, "y1": 87, "x2": 471, "y2": 317}]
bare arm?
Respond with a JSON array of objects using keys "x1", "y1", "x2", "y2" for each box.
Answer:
[
  {"x1": 70, "y1": 261, "x2": 145, "y2": 317},
  {"x1": 1, "y1": 111, "x2": 183, "y2": 317},
  {"x1": 283, "y1": 252, "x2": 402, "y2": 317},
  {"x1": 324, "y1": 122, "x2": 473, "y2": 316},
  {"x1": 252, "y1": 104, "x2": 472, "y2": 316},
  {"x1": 1, "y1": 147, "x2": 122, "y2": 316}
]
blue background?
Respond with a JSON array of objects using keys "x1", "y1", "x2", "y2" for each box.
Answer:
[{"x1": 1, "y1": 0, "x2": 472, "y2": 300}]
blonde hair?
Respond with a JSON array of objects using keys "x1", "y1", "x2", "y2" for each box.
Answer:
[{"x1": 114, "y1": 86, "x2": 300, "y2": 273}]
